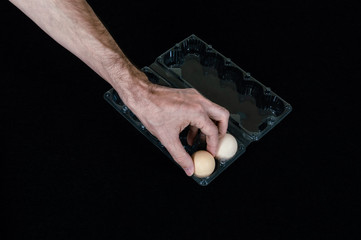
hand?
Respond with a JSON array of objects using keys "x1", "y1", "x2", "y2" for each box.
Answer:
[
  {"x1": 9, "y1": 0, "x2": 230, "y2": 177},
  {"x1": 121, "y1": 71, "x2": 230, "y2": 176}
]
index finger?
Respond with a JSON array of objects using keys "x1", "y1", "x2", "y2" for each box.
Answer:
[{"x1": 191, "y1": 115, "x2": 219, "y2": 156}]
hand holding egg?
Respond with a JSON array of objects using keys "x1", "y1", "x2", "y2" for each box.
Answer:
[{"x1": 191, "y1": 133, "x2": 238, "y2": 178}]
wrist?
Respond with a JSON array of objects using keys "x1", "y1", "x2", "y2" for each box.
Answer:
[{"x1": 108, "y1": 62, "x2": 152, "y2": 111}]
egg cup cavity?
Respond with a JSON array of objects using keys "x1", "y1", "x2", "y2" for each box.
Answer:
[{"x1": 104, "y1": 35, "x2": 292, "y2": 186}]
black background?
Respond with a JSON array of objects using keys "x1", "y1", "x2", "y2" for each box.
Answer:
[{"x1": 2, "y1": 1, "x2": 360, "y2": 239}]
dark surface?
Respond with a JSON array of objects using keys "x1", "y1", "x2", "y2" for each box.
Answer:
[{"x1": 2, "y1": 1, "x2": 360, "y2": 239}]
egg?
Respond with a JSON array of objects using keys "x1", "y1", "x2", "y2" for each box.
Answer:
[
  {"x1": 192, "y1": 150, "x2": 216, "y2": 178},
  {"x1": 215, "y1": 133, "x2": 238, "y2": 161}
]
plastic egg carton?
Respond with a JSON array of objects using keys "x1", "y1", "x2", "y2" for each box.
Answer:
[{"x1": 104, "y1": 34, "x2": 292, "y2": 186}]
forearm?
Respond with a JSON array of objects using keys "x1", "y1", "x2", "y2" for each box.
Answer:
[{"x1": 9, "y1": 0, "x2": 149, "y2": 106}]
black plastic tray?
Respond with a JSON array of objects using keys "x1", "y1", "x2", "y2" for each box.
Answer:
[{"x1": 104, "y1": 34, "x2": 292, "y2": 186}]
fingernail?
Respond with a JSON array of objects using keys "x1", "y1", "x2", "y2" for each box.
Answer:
[{"x1": 184, "y1": 167, "x2": 194, "y2": 176}]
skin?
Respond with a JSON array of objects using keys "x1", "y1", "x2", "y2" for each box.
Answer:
[{"x1": 9, "y1": 0, "x2": 229, "y2": 176}]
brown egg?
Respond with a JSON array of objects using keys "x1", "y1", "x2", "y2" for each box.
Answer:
[{"x1": 192, "y1": 150, "x2": 216, "y2": 178}]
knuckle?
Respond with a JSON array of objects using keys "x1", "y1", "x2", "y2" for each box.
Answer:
[
  {"x1": 188, "y1": 88, "x2": 199, "y2": 95},
  {"x1": 222, "y1": 107, "x2": 230, "y2": 119},
  {"x1": 190, "y1": 102, "x2": 205, "y2": 114},
  {"x1": 209, "y1": 124, "x2": 219, "y2": 136}
]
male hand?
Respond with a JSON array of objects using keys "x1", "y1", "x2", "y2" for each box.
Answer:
[{"x1": 121, "y1": 71, "x2": 230, "y2": 176}]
